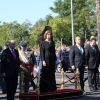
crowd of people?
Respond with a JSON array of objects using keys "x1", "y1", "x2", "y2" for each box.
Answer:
[
  {"x1": 69, "y1": 36, "x2": 100, "y2": 92},
  {"x1": 0, "y1": 26, "x2": 100, "y2": 100}
]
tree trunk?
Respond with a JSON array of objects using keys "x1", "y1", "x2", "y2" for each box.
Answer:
[{"x1": 96, "y1": 0, "x2": 100, "y2": 49}]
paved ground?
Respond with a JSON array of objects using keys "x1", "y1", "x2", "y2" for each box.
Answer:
[{"x1": 0, "y1": 71, "x2": 100, "y2": 100}]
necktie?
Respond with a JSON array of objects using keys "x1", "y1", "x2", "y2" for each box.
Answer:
[
  {"x1": 79, "y1": 46, "x2": 83, "y2": 55},
  {"x1": 11, "y1": 49, "x2": 16, "y2": 59},
  {"x1": 92, "y1": 46, "x2": 96, "y2": 54}
]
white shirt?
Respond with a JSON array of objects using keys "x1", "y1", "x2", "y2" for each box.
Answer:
[
  {"x1": 9, "y1": 47, "x2": 14, "y2": 53},
  {"x1": 9, "y1": 47, "x2": 16, "y2": 58},
  {"x1": 76, "y1": 44, "x2": 83, "y2": 54}
]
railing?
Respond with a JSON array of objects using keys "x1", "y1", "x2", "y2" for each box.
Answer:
[{"x1": 20, "y1": 68, "x2": 81, "y2": 94}]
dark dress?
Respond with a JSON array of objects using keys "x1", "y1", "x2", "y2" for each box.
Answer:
[{"x1": 40, "y1": 41, "x2": 57, "y2": 92}]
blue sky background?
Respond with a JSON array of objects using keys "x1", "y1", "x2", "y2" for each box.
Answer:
[{"x1": 0, "y1": 0, "x2": 58, "y2": 25}]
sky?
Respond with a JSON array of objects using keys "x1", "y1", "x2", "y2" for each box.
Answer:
[{"x1": 0, "y1": 0, "x2": 58, "y2": 25}]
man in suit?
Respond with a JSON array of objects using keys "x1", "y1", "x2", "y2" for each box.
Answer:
[
  {"x1": 69, "y1": 36, "x2": 86, "y2": 91},
  {"x1": 1, "y1": 40, "x2": 20, "y2": 100},
  {"x1": 58, "y1": 45, "x2": 68, "y2": 72},
  {"x1": 84, "y1": 36, "x2": 97, "y2": 82},
  {"x1": 0, "y1": 51, "x2": 6, "y2": 94},
  {"x1": 85, "y1": 38, "x2": 100, "y2": 91},
  {"x1": 0, "y1": 44, "x2": 8, "y2": 94}
]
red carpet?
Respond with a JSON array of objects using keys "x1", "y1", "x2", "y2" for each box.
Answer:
[{"x1": 19, "y1": 88, "x2": 83, "y2": 100}]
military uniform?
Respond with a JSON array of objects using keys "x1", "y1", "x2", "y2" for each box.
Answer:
[{"x1": 19, "y1": 42, "x2": 36, "y2": 92}]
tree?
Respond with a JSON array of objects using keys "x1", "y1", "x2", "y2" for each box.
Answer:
[
  {"x1": 0, "y1": 22, "x2": 9, "y2": 47},
  {"x1": 96, "y1": 0, "x2": 100, "y2": 49},
  {"x1": 30, "y1": 19, "x2": 46, "y2": 47},
  {"x1": 49, "y1": 17, "x2": 71, "y2": 46},
  {"x1": 6, "y1": 21, "x2": 32, "y2": 48},
  {"x1": 45, "y1": 14, "x2": 54, "y2": 25},
  {"x1": 50, "y1": 0, "x2": 96, "y2": 41}
]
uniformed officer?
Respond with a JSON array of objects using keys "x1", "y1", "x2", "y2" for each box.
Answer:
[{"x1": 18, "y1": 42, "x2": 36, "y2": 92}]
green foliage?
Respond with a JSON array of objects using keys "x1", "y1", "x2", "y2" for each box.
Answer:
[
  {"x1": 49, "y1": 17, "x2": 72, "y2": 45},
  {"x1": 45, "y1": 14, "x2": 54, "y2": 25},
  {"x1": 7, "y1": 21, "x2": 32, "y2": 48},
  {"x1": 50, "y1": 0, "x2": 96, "y2": 42},
  {"x1": 0, "y1": 21, "x2": 32, "y2": 48},
  {"x1": 0, "y1": 22, "x2": 10, "y2": 47},
  {"x1": 30, "y1": 19, "x2": 46, "y2": 47},
  {"x1": 0, "y1": 0, "x2": 97, "y2": 47}
]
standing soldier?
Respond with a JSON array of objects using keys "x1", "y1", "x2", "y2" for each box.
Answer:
[{"x1": 18, "y1": 42, "x2": 36, "y2": 92}]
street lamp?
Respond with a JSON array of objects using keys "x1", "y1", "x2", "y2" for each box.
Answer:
[{"x1": 71, "y1": 0, "x2": 74, "y2": 45}]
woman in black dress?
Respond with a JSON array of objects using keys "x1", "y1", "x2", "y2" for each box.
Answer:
[{"x1": 40, "y1": 28, "x2": 57, "y2": 92}]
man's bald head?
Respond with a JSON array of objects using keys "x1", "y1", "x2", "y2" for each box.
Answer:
[
  {"x1": 9, "y1": 40, "x2": 15, "y2": 44},
  {"x1": 9, "y1": 40, "x2": 16, "y2": 49}
]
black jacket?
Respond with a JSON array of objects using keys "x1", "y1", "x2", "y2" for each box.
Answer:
[
  {"x1": 85, "y1": 44, "x2": 100, "y2": 69},
  {"x1": 1, "y1": 48, "x2": 20, "y2": 76},
  {"x1": 0, "y1": 52, "x2": 2, "y2": 71},
  {"x1": 69, "y1": 44, "x2": 86, "y2": 68}
]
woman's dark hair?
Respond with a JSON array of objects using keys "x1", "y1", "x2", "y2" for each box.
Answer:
[{"x1": 39, "y1": 26, "x2": 53, "y2": 47}]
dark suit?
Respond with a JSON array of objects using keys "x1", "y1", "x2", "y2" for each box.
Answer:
[
  {"x1": 58, "y1": 50, "x2": 68, "y2": 72},
  {"x1": 1, "y1": 48, "x2": 20, "y2": 100},
  {"x1": 85, "y1": 44, "x2": 100, "y2": 89},
  {"x1": 0, "y1": 52, "x2": 6, "y2": 93},
  {"x1": 69, "y1": 44, "x2": 86, "y2": 90}
]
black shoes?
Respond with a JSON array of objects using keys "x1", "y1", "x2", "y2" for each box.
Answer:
[
  {"x1": 90, "y1": 84, "x2": 100, "y2": 92},
  {"x1": 98, "y1": 86, "x2": 100, "y2": 90},
  {"x1": 96, "y1": 84, "x2": 100, "y2": 90},
  {"x1": 83, "y1": 77, "x2": 88, "y2": 82},
  {"x1": 2, "y1": 90, "x2": 7, "y2": 94},
  {"x1": 90, "y1": 87, "x2": 96, "y2": 92}
]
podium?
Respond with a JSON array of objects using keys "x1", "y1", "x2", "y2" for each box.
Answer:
[{"x1": 20, "y1": 69, "x2": 83, "y2": 100}]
